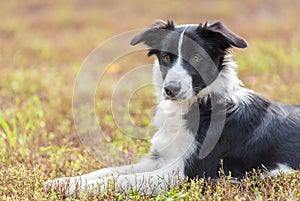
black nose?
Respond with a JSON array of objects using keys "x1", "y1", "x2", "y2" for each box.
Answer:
[{"x1": 164, "y1": 82, "x2": 181, "y2": 98}]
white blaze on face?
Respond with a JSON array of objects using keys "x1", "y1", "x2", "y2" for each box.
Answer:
[{"x1": 163, "y1": 28, "x2": 194, "y2": 100}]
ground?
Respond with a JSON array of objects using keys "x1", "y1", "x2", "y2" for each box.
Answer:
[{"x1": 0, "y1": 0, "x2": 299, "y2": 200}]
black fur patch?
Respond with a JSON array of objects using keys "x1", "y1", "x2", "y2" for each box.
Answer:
[{"x1": 184, "y1": 93, "x2": 300, "y2": 179}]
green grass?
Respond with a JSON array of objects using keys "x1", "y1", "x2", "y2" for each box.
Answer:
[{"x1": 0, "y1": 0, "x2": 300, "y2": 200}]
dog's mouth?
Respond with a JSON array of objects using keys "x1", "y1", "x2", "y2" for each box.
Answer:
[
  {"x1": 163, "y1": 92, "x2": 179, "y2": 100},
  {"x1": 163, "y1": 90, "x2": 195, "y2": 102},
  {"x1": 163, "y1": 90, "x2": 188, "y2": 101},
  {"x1": 163, "y1": 87, "x2": 209, "y2": 103}
]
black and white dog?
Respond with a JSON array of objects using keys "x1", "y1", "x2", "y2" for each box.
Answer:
[{"x1": 46, "y1": 20, "x2": 300, "y2": 195}]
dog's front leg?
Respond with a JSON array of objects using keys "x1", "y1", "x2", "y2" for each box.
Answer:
[
  {"x1": 44, "y1": 157, "x2": 162, "y2": 194},
  {"x1": 69, "y1": 163, "x2": 185, "y2": 196}
]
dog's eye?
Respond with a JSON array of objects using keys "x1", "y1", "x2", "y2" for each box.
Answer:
[
  {"x1": 191, "y1": 55, "x2": 201, "y2": 63},
  {"x1": 162, "y1": 54, "x2": 172, "y2": 63}
]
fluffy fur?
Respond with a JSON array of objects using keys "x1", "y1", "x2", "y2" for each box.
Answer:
[{"x1": 45, "y1": 20, "x2": 300, "y2": 196}]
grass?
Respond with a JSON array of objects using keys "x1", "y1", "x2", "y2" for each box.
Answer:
[{"x1": 0, "y1": 0, "x2": 300, "y2": 200}]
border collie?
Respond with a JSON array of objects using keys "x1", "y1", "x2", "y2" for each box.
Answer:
[{"x1": 45, "y1": 20, "x2": 300, "y2": 196}]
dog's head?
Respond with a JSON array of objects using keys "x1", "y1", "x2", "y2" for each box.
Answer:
[{"x1": 131, "y1": 20, "x2": 247, "y2": 101}]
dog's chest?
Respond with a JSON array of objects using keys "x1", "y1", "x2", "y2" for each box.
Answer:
[{"x1": 151, "y1": 100, "x2": 196, "y2": 162}]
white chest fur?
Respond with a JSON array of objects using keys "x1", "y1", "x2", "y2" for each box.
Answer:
[{"x1": 151, "y1": 100, "x2": 196, "y2": 164}]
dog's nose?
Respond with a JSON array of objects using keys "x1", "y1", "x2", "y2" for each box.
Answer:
[{"x1": 164, "y1": 82, "x2": 181, "y2": 98}]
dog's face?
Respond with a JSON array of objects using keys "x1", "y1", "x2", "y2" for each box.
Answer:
[{"x1": 131, "y1": 20, "x2": 247, "y2": 100}]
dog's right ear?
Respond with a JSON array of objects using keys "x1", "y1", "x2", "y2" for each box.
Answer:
[
  {"x1": 130, "y1": 20, "x2": 174, "y2": 46},
  {"x1": 198, "y1": 21, "x2": 247, "y2": 49}
]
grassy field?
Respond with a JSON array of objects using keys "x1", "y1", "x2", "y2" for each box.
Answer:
[{"x1": 0, "y1": 0, "x2": 300, "y2": 200}]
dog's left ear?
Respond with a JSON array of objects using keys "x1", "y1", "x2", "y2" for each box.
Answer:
[{"x1": 199, "y1": 21, "x2": 247, "y2": 49}]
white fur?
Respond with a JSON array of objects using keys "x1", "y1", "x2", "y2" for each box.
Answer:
[
  {"x1": 152, "y1": 100, "x2": 196, "y2": 163},
  {"x1": 196, "y1": 54, "x2": 243, "y2": 99},
  {"x1": 269, "y1": 163, "x2": 293, "y2": 176}
]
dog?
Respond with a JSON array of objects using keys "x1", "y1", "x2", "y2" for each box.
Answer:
[{"x1": 45, "y1": 20, "x2": 300, "y2": 196}]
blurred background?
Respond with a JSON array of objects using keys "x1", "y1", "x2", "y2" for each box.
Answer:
[{"x1": 0, "y1": 0, "x2": 299, "y2": 198}]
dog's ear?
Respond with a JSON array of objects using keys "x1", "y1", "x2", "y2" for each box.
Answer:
[
  {"x1": 199, "y1": 21, "x2": 247, "y2": 49},
  {"x1": 130, "y1": 20, "x2": 175, "y2": 46}
]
